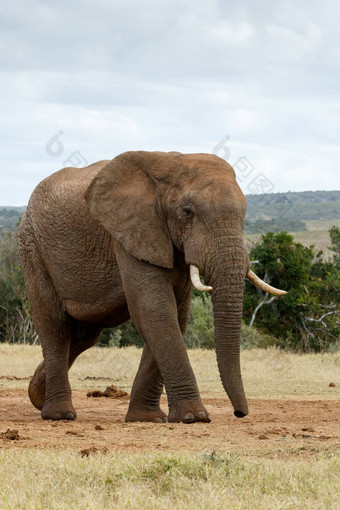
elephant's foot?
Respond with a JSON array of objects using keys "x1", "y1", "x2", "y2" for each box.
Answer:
[
  {"x1": 28, "y1": 361, "x2": 46, "y2": 411},
  {"x1": 41, "y1": 400, "x2": 77, "y2": 421},
  {"x1": 125, "y1": 405, "x2": 167, "y2": 423},
  {"x1": 168, "y1": 399, "x2": 211, "y2": 424}
]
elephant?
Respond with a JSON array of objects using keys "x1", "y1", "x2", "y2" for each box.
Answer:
[{"x1": 17, "y1": 151, "x2": 286, "y2": 423}]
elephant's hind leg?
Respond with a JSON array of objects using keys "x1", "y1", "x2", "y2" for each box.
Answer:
[
  {"x1": 22, "y1": 253, "x2": 77, "y2": 419},
  {"x1": 39, "y1": 317, "x2": 76, "y2": 421},
  {"x1": 29, "y1": 324, "x2": 102, "y2": 412},
  {"x1": 28, "y1": 360, "x2": 46, "y2": 410}
]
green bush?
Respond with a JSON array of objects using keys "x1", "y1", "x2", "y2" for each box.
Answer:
[
  {"x1": 240, "y1": 323, "x2": 277, "y2": 349},
  {"x1": 244, "y1": 231, "x2": 340, "y2": 352},
  {"x1": 184, "y1": 296, "x2": 276, "y2": 350},
  {"x1": 0, "y1": 230, "x2": 37, "y2": 344},
  {"x1": 184, "y1": 296, "x2": 214, "y2": 349},
  {"x1": 1, "y1": 224, "x2": 339, "y2": 353},
  {"x1": 98, "y1": 322, "x2": 143, "y2": 348},
  {"x1": 98, "y1": 295, "x2": 278, "y2": 351}
]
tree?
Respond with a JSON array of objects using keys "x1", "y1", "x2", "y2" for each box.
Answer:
[
  {"x1": 329, "y1": 226, "x2": 340, "y2": 270},
  {"x1": 244, "y1": 231, "x2": 340, "y2": 351},
  {"x1": 0, "y1": 230, "x2": 37, "y2": 344}
]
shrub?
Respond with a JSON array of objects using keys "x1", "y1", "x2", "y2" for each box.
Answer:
[
  {"x1": 184, "y1": 296, "x2": 214, "y2": 349},
  {"x1": 98, "y1": 322, "x2": 143, "y2": 348},
  {"x1": 244, "y1": 231, "x2": 340, "y2": 352},
  {"x1": 0, "y1": 230, "x2": 37, "y2": 344},
  {"x1": 241, "y1": 323, "x2": 277, "y2": 350}
]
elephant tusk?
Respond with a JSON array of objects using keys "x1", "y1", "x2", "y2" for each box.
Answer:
[
  {"x1": 247, "y1": 269, "x2": 287, "y2": 296},
  {"x1": 190, "y1": 265, "x2": 213, "y2": 292}
]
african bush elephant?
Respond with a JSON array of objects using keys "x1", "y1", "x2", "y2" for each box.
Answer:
[{"x1": 18, "y1": 151, "x2": 285, "y2": 423}]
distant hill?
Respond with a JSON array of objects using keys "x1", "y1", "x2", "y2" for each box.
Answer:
[
  {"x1": 0, "y1": 206, "x2": 26, "y2": 212},
  {"x1": 0, "y1": 207, "x2": 26, "y2": 231},
  {"x1": 1, "y1": 190, "x2": 340, "y2": 233},
  {"x1": 245, "y1": 190, "x2": 340, "y2": 233},
  {"x1": 246, "y1": 190, "x2": 340, "y2": 221}
]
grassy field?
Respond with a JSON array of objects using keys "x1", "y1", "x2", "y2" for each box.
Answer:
[
  {"x1": 0, "y1": 448, "x2": 339, "y2": 509},
  {"x1": 0, "y1": 344, "x2": 339, "y2": 399},
  {"x1": 245, "y1": 218, "x2": 340, "y2": 256},
  {"x1": 0, "y1": 345, "x2": 339, "y2": 509}
]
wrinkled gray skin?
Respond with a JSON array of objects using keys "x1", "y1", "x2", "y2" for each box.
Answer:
[{"x1": 18, "y1": 151, "x2": 249, "y2": 423}]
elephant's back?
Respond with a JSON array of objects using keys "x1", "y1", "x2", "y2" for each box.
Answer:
[
  {"x1": 22, "y1": 160, "x2": 113, "y2": 264},
  {"x1": 29, "y1": 160, "x2": 110, "y2": 207},
  {"x1": 25, "y1": 160, "x2": 110, "y2": 229},
  {"x1": 21, "y1": 160, "x2": 118, "y2": 303}
]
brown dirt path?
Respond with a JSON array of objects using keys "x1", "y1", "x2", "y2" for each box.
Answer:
[{"x1": 0, "y1": 389, "x2": 339, "y2": 454}]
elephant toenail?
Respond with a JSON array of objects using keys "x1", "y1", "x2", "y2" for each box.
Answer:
[
  {"x1": 183, "y1": 413, "x2": 195, "y2": 423},
  {"x1": 65, "y1": 413, "x2": 75, "y2": 420},
  {"x1": 198, "y1": 411, "x2": 206, "y2": 420},
  {"x1": 154, "y1": 418, "x2": 163, "y2": 423}
]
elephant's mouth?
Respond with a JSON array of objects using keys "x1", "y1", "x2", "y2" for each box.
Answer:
[{"x1": 189, "y1": 264, "x2": 287, "y2": 296}]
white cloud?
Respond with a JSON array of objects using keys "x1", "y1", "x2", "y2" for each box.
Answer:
[{"x1": 0, "y1": 0, "x2": 339, "y2": 204}]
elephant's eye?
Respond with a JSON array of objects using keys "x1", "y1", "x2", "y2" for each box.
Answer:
[{"x1": 183, "y1": 206, "x2": 193, "y2": 218}]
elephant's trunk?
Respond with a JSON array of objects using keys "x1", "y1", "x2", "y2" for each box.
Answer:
[{"x1": 208, "y1": 239, "x2": 248, "y2": 418}]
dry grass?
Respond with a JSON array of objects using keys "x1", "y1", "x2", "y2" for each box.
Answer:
[
  {"x1": 245, "y1": 218, "x2": 340, "y2": 256},
  {"x1": 0, "y1": 448, "x2": 339, "y2": 509},
  {"x1": 1, "y1": 345, "x2": 340, "y2": 509},
  {"x1": 0, "y1": 344, "x2": 339, "y2": 400},
  {"x1": 305, "y1": 219, "x2": 340, "y2": 231}
]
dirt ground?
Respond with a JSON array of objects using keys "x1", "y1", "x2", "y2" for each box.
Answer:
[{"x1": 0, "y1": 388, "x2": 339, "y2": 454}]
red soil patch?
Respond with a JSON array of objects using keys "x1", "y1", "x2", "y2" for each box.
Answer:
[{"x1": 0, "y1": 389, "x2": 339, "y2": 454}]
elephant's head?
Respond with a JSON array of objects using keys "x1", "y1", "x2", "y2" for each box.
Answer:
[{"x1": 85, "y1": 151, "x2": 286, "y2": 417}]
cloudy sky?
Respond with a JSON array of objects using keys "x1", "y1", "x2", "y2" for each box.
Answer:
[{"x1": 1, "y1": 0, "x2": 340, "y2": 205}]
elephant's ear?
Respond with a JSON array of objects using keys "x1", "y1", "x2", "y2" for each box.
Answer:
[{"x1": 84, "y1": 151, "x2": 174, "y2": 269}]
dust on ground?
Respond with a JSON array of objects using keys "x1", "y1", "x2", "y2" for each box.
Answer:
[{"x1": 0, "y1": 389, "x2": 339, "y2": 455}]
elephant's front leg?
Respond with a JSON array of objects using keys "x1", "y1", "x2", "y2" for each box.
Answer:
[
  {"x1": 117, "y1": 248, "x2": 210, "y2": 424},
  {"x1": 125, "y1": 283, "x2": 194, "y2": 423},
  {"x1": 125, "y1": 343, "x2": 167, "y2": 423}
]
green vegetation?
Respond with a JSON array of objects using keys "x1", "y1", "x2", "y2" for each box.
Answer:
[
  {"x1": 0, "y1": 223, "x2": 277, "y2": 350},
  {"x1": 0, "y1": 230, "x2": 36, "y2": 344},
  {"x1": 329, "y1": 225, "x2": 340, "y2": 270},
  {"x1": 98, "y1": 299, "x2": 277, "y2": 351},
  {"x1": 244, "y1": 230, "x2": 340, "y2": 351},
  {"x1": 102, "y1": 229, "x2": 340, "y2": 352},
  {"x1": 1, "y1": 225, "x2": 339, "y2": 352},
  {"x1": 1, "y1": 198, "x2": 339, "y2": 351}
]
